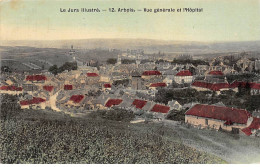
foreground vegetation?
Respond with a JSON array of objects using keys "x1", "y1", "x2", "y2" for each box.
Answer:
[{"x1": 0, "y1": 94, "x2": 225, "y2": 164}]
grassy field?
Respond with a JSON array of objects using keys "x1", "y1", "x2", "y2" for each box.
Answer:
[
  {"x1": 0, "y1": 94, "x2": 225, "y2": 164},
  {"x1": 163, "y1": 120, "x2": 260, "y2": 164}
]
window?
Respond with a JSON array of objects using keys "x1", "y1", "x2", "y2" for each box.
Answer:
[
  {"x1": 232, "y1": 128, "x2": 239, "y2": 134},
  {"x1": 205, "y1": 119, "x2": 208, "y2": 125}
]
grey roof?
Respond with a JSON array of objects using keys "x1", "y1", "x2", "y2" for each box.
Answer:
[
  {"x1": 117, "y1": 96, "x2": 134, "y2": 108},
  {"x1": 142, "y1": 101, "x2": 155, "y2": 111}
]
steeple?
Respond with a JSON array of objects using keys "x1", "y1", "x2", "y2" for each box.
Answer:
[{"x1": 69, "y1": 45, "x2": 76, "y2": 62}]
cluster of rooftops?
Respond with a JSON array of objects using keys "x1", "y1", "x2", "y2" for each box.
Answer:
[{"x1": 1, "y1": 69, "x2": 259, "y2": 136}]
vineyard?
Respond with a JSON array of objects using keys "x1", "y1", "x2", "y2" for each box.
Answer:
[{"x1": 0, "y1": 94, "x2": 225, "y2": 164}]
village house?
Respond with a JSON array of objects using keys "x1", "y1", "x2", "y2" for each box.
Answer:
[
  {"x1": 0, "y1": 85, "x2": 23, "y2": 95},
  {"x1": 131, "y1": 70, "x2": 143, "y2": 90},
  {"x1": 19, "y1": 97, "x2": 46, "y2": 110},
  {"x1": 241, "y1": 117, "x2": 260, "y2": 137},
  {"x1": 64, "y1": 94, "x2": 85, "y2": 109},
  {"x1": 22, "y1": 84, "x2": 39, "y2": 92},
  {"x1": 141, "y1": 70, "x2": 162, "y2": 80},
  {"x1": 230, "y1": 81, "x2": 260, "y2": 95},
  {"x1": 174, "y1": 70, "x2": 194, "y2": 84},
  {"x1": 191, "y1": 80, "x2": 230, "y2": 94},
  {"x1": 86, "y1": 72, "x2": 100, "y2": 85},
  {"x1": 185, "y1": 104, "x2": 252, "y2": 133},
  {"x1": 105, "y1": 98, "x2": 123, "y2": 108},
  {"x1": 64, "y1": 84, "x2": 73, "y2": 90},
  {"x1": 150, "y1": 104, "x2": 170, "y2": 114},
  {"x1": 117, "y1": 95, "x2": 135, "y2": 110},
  {"x1": 208, "y1": 70, "x2": 224, "y2": 76},
  {"x1": 132, "y1": 99, "x2": 147, "y2": 110},
  {"x1": 43, "y1": 85, "x2": 54, "y2": 93},
  {"x1": 148, "y1": 82, "x2": 167, "y2": 90},
  {"x1": 168, "y1": 100, "x2": 182, "y2": 110},
  {"x1": 25, "y1": 75, "x2": 47, "y2": 84},
  {"x1": 250, "y1": 83, "x2": 260, "y2": 95},
  {"x1": 102, "y1": 83, "x2": 112, "y2": 91},
  {"x1": 162, "y1": 69, "x2": 178, "y2": 86}
]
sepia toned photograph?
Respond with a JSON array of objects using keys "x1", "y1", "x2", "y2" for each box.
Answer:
[{"x1": 0, "y1": 0, "x2": 260, "y2": 164}]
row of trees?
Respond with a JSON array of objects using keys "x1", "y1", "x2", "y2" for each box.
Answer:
[
  {"x1": 155, "y1": 87, "x2": 260, "y2": 114},
  {"x1": 48, "y1": 62, "x2": 77, "y2": 75},
  {"x1": 171, "y1": 59, "x2": 209, "y2": 66}
]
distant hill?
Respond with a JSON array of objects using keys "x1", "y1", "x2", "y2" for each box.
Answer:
[{"x1": 1, "y1": 39, "x2": 260, "y2": 54}]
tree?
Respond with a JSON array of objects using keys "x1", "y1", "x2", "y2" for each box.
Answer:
[
  {"x1": 48, "y1": 65, "x2": 58, "y2": 75},
  {"x1": 121, "y1": 59, "x2": 135, "y2": 64},
  {"x1": 189, "y1": 67, "x2": 196, "y2": 75},
  {"x1": 237, "y1": 82, "x2": 251, "y2": 96},
  {"x1": 106, "y1": 58, "x2": 117, "y2": 64},
  {"x1": 59, "y1": 62, "x2": 77, "y2": 72},
  {"x1": 1, "y1": 66, "x2": 11, "y2": 73},
  {"x1": 166, "y1": 109, "x2": 186, "y2": 122},
  {"x1": 48, "y1": 62, "x2": 77, "y2": 75}
]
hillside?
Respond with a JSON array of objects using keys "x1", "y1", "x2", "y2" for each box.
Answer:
[
  {"x1": 0, "y1": 94, "x2": 225, "y2": 164},
  {"x1": 1, "y1": 39, "x2": 260, "y2": 54}
]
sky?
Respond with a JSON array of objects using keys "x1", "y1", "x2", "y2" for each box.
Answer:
[{"x1": 0, "y1": 0, "x2": 260, "y2": 42}]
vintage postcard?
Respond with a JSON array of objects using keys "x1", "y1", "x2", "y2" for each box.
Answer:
[{"x1": 0, "y1": 0, "x2": 260, "y2": 164}]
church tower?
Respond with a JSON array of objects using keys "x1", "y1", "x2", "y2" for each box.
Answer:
[{"x1": 69, "y1": 45, "x2": 76, "y2": 61}]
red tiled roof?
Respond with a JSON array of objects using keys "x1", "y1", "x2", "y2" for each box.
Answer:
[
  {"x1": 132, "y1": 99, "x2": 147, "y2": 109},
  {"x1": 151, "y1": 104, "x2": 170, "y2": 114},
  {"x1": 105, "y1": 99, "x2": 123, "y2": 107},
  {"x1": 208, "y1": 71, "x2": 224, "y2": 75},
  {"x1": 43, "y1": 85, "x2": 54, "y2": 92},
  {"x1": 192, "y1": 81, "x2": 229, "y2": 91},
  {"x1": 142, "y1": 71, "x2": 162, "y2": 76},
  {"x1": 241, "y1": 128, "x2": 252, "y2": 136},
  {"x1": 86, "y1": 73, "x2": 99, "y2": 77},
  {"x1": 70, "y1": 95, "x2": 84, "y2": 103},
  {"x1": 176, "y1": 70, "x2": 192, "y2": 76},
  {"x1": 150, "y1": 82, "x2": 167, "y2": 87},
  {"x1": 104, "y1": 83, "x2": 111, "y2": 88},
  {"x1": 230, "y1": 81, "x2": 260, "y2": 90},
  {"x1": 185, "y1": 104, "x2": 251, "y2": 124},
  {"x1": 250, "y1": 83, "x2": 260, "y2": 90},
  {"x1": 229, "y1": 81, "x2": 247, "y2": 88},
  {"x1": 0, "y1": 85, "x2": 23, "y2": 91},
  {"x1": 20, "y1": 97, "x2": 46, "y2": 106},
  {"x1": 248, "y1": 117, "x2": 260, "y2": 130},
  {"x1": 242, "y1": 117, "x2": 260, "y2": 136},
  {"x1": 64, "y1": 85, "x2": 73, "y2": 90},
  {"x1": 26, "y1": 75, "x2": 47, "y2": 81},
  {"x1": 210, "y1": 83, "x2": 230, "y2": 91}
]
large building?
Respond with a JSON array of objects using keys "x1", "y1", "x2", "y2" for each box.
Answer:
[
  {"x1": 185, "y1": 104, "x2": 251, "y2": 133},
  {"x1": 174, "y1": 70, "x2": 194, "y2": 84}
]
